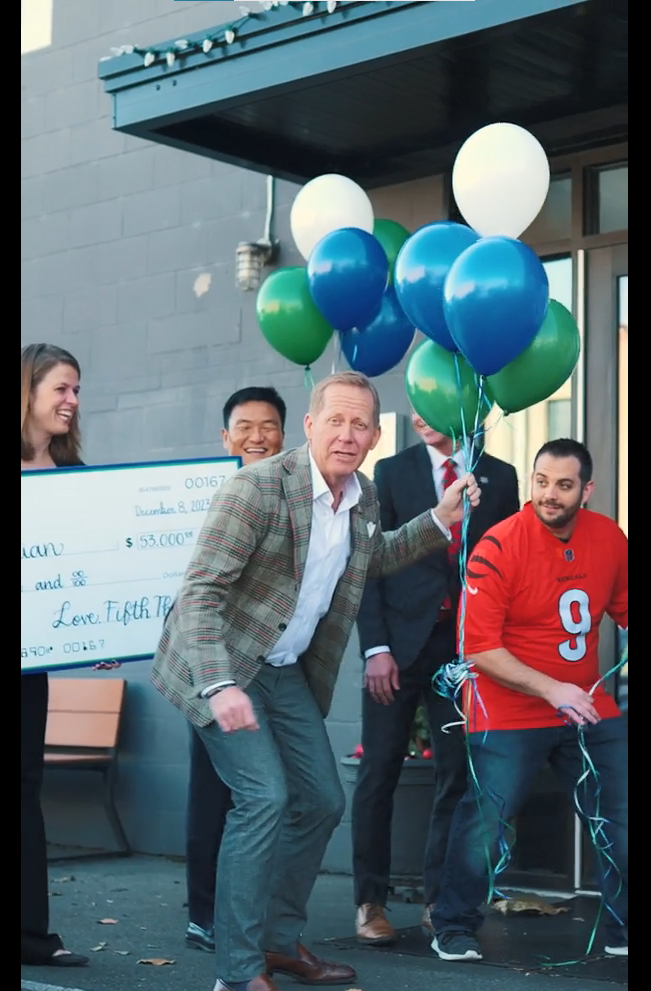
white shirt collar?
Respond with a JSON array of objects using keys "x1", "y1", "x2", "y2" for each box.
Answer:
[
  {"x1": 425, "y1": 443, "x2": 465, "y2": 473},
  {"x1": 309, "y1": 450, "x2": 362, "y2": 513}
]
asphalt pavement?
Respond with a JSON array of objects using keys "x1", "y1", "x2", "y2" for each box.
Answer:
[{"x1": 20, "y1": 856, "x2": 627, "y2": 991}]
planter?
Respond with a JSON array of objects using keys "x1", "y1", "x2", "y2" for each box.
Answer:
[{"x1": 339, "y1": 756, "x2": 434, "y2": 883}]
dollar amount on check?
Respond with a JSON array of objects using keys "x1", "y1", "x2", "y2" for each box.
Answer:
[{"x1": 21, "y1": 457, "x2": 240, "y2": 673}]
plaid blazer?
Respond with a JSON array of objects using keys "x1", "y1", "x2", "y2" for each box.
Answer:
[{"x1": 151, "y1": 443, "x2": 449, "y2": 726}]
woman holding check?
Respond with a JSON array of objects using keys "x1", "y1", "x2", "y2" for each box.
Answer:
[{"x1": 21, "y1": 344, "x2": 116, "y2": 968}]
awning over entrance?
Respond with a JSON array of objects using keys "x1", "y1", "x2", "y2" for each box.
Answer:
[{"x1": 98, "y1": 0, "x2": 627, "y2": 188}]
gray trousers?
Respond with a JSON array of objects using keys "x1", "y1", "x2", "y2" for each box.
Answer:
[{"x1": 196, "y1": 663, "x2": 345, "y2": 983}]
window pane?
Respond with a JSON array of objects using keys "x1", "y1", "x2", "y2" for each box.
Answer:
[
  {"x1": 547, "y1": 399, "x2": 571, "y2": 439},
  {"x1": 484, "y1": 256, "x2": 574, "y2": 503},
  {"x1": 523, "y1": 175, "x2": 572, "y2": 244},
  {"x1": 544, "y1": 256, "x2": 573, "y2": 311},
  {"x1": 617, "y1": 275, "x2": 628, "y2": 711},
  {"x1": 598, "y1": 165, "x2": 628, "y2": 233}
]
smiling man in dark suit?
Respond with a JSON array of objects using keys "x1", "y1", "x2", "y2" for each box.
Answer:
[{"x1": 352, "y1": 412, "x2": 520, "y2": 945}]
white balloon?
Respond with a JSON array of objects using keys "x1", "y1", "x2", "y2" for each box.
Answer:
[
  {"x1": 452, "y1": 123, "x2": 550, "y2": 239},
  {"x1": 290, "y1": 173, "x2": 375, "y2": 260}
]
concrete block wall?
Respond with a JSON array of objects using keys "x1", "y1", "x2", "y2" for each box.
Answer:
[{"x1": 22, "y1": 0, "x2": 447, "y2": 860}]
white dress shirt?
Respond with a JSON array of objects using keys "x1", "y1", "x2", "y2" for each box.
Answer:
[
  {"x1": 265, "y1": 452, "x2": 363, "y2": 667},
  {"x1": 202, "y1": 449, "x2": 452, "y2": 695},
  {"x1": 365, "y1": 445, "x2": 465, "y2": 661}
]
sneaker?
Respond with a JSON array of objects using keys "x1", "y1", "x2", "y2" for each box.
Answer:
[
  {"x1": 432, "y1": 931, "x2": 483, "y2": 961},
  {"x1": 185, "y1": 922, "x2": 215, "y2": 952},
  {"x1": 605, "y1": 927, "x2": 628, "y2": 957}
]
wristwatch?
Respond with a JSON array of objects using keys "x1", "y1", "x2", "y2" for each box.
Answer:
[{"x1": 200, "y1": 680, "x2": 237, "y2": 699}]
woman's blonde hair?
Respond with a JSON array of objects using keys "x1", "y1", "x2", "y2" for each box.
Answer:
[{"x1": 21, "y1": 343, "x2": 82, "y2": 465}]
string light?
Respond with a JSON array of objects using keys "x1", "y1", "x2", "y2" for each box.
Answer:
[{"x1": 104, "y1": 2, "x2": 348, "y2": 70}]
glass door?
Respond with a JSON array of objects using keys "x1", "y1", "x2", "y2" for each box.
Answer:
[{"x1": 578, "y1": 245, "x2": 628, "y2": 891}]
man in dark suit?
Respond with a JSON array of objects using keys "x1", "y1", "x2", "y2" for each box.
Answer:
[{"x1": 352, "y1": 412, "x2": 520, "y2": 944}]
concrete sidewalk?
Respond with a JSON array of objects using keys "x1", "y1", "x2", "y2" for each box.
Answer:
[{"x1": 21, "y1": 856, "x2": 626, "y2": 991}]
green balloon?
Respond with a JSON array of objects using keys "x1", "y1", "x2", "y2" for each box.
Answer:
[
  {"x1": 405, "y1": 339, "x2": 492, "y2": 439},
  {"x1": 256, "y1": 266, "x2": 334, "y2": 367},
  {"x1": 487, "y1": 299, "x2": 580, "y2": 414},
  {"x1": 373, "y1": 219, "x2": 410, "y2": 284}
]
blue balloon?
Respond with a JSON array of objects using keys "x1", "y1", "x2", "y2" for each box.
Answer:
[
  {"x1": 394, "y1": 221, "x2": 480, "y2": 351},
  {"x1": 443, "y1": 237, "x2": 550, "y2": 376},
  {"x1": 307, "y1": 228, "x2": 389, "y2": 332},
  {"x1": 340, "y1": 286, "x2": 416, "y2": 377}
]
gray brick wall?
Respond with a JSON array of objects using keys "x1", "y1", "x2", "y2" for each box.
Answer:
[{"x1": 22, "y1": 0, "x2": 447, "y2": 862}]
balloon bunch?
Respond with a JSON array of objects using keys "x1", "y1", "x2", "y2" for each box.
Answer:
[
  {"x1": 256, "y1": 174, "x2": 417, "y2": 379},
  {"x1": 255, "y1": 123, "x2": 581, "y2": 427},
  {"x1": 400, "y1": 122, "x2": 581, "y2": 436}
]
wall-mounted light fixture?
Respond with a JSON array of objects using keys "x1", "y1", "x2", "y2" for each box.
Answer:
[{"x1": 236, "y1": 175, "x2": 280, "y2": 291}]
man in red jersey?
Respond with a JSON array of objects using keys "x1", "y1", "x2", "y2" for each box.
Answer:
[{"x1": 429, "y1": 440, "x2": 628, "y2": 963}]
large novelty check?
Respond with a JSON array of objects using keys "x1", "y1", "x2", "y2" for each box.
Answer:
[{"x1": 21, "y1": 458, "x2": 240, "y2": 672}]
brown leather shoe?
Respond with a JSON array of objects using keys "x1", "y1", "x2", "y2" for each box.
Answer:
[
  {"x1": 265, "y1": 943, "x2": 356, "y2": 986},
  {"x1": 215, "y1": 977, "x2": 280, "y2": 991},
  {"x1": 355, "y1": 903, "x2": 397, "y2": 945},
  {"x1": 421, "y1": 904, "x2": 434, "y2": 935}
]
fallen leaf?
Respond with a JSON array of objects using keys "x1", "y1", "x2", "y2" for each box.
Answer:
[
  {"x1": 138, "y1": 958, "x2": 176, "y2": 966},
  {"x1": 52, "y1": 875, "x2": 75, "y2": 883},
  {"x1": 91, "y1": 943, "x2": 107, "y2": 952},
  {"x1": 98, "y1": 918, "x2": 118, "y2": 925},
  {"x1": 115, "y1": 950, "x2": 130, "y2": 956},
  {"x1": 493, "y1": 896, "x2": 570, "y2": 917}
]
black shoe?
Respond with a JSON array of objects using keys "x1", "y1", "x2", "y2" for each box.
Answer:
[
  {"x1": 49, "y1": 951, "x2": 90, "y2": 967},
  {"x1": 21, "y1": 950, "x2": 89, "y2": 967},
  {"x1": 432, "y1": 931, "x2": 483, "y2": 961},
  {"x1": 186, "y1": 922, "x2": 215, "y2": 952}
]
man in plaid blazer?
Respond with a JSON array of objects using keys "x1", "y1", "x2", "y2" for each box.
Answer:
[{"x1": 151, "y1": 371, "x2": 480, "y2": 991}]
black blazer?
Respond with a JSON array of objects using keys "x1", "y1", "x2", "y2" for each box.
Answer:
[{"x1": 356, "y1": 442, "x2": 520, "y2": 670}]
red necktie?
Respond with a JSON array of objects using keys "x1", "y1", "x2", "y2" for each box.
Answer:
[{"x1": 441, "y1": 458, "x2": 462, "y2": 614}]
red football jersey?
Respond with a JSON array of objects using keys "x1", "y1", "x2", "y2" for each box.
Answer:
[{"x1": 461, "y1": 502, "x2": 628, "y2": 731}]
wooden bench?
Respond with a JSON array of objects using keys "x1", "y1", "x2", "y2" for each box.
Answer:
[{"x1": 45, "y1": 678, "x2": 131, "y2": 857}]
